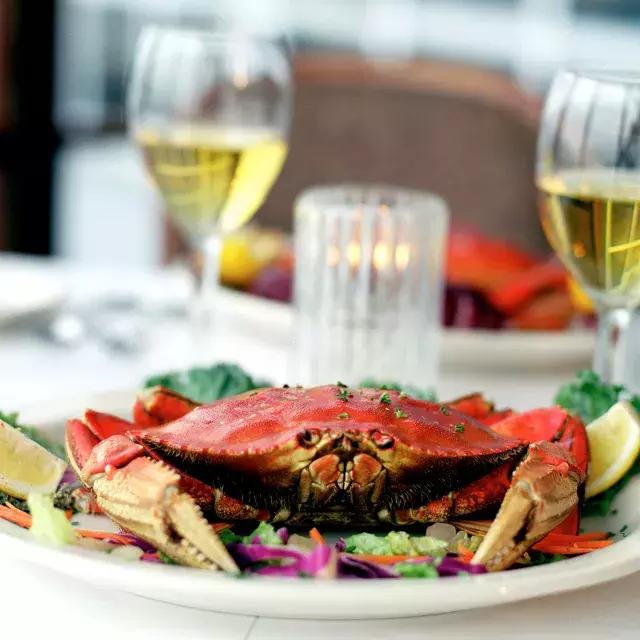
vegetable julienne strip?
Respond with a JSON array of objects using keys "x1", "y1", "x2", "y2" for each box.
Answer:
[
  {"x1": 532, "y1": 539, "x2": 613, "y2": 555},
  {"x1": 309, "y1": 527, "x2": 326, "y2": 545},
  {"x1": 541, "y1": 532, "x2": 609, "y2": 542},
  {"x1": 0, "y1": 503, "x2": 31, "y2": 527},
  {"x1": 345, "y1": 554, "x2": 431, "y2": 565},
  {"x1": 0, "y1": 503, "x2": 141, "y2": 546},
  {"x1": 457, "y1": 545, "x2": 474, "y2": 564}
]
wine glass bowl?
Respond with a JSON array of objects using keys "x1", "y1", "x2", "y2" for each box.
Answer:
[
  {"x1": 127, "y1": 27, "x2": 291, "y2": 355},
  {"x1": 537, "y1": 69, "x2": 640, "y2": 382}
]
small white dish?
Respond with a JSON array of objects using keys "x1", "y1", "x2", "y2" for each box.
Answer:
[
  {"x1": 219, "y1": 290, "x2": 594, "y2": 371},
  {"x1": 0, "y1": 391, "x2": 636, "y2": 619}
]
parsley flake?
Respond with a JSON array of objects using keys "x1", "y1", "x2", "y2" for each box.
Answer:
[
  {"x1": 394, "y1": 408, "x2": 408, "y2": 419},
  {"x1": 455, "y1": 423, "x2": 465, "y2": 433},
  {"x1": 337, "y1": 388, "x2": 349, "y2": 401},
  {"x1": 337, "y1": 412, "x2": 350, "y2": 420},
  {"x1": 439, "y1": 405, "x2": 451, "y2": 416},
  {"x1": 336, "y1": 381, "x2": 348, "y2": 388},
  {"x1": 379, "y1": 392, "x2": 391, "y2": 405}
]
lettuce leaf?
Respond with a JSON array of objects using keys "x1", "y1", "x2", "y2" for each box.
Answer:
[
  {"x1": 143, "y1": 363, "x2": 271, "y2": 404},
  {"x1": 554, "y1": 370, "x2": 640, "y2": 424}
]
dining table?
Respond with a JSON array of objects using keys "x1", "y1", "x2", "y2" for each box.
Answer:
[{"x1": 1, "y1": 253, "x2": 638, "y2": 640}]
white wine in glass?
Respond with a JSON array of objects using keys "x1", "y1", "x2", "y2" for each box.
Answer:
[
  {"x1": 128, "y1": 28, "x2": 291, "y2": 355},
  {"x1": 537, "y1": 70, "x2": 640, "y2": 384},
  {"x1": 539, "y1": 169, "x2": 640, "y2": 302},
  {"x1": 136, "y1": 125, "x2": 288, "y2": 238}
]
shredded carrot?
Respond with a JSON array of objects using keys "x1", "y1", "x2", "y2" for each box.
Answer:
[
  {"x1": 212, "y1": 522, "x2": 232, "y2": 533},
  {"x1": 533, "y1": 539, "x2": 613, "y2": 555},
  {"x1": 346, "y1": 553, "x2": 430, "y2": 565},
  {"x1": 539, "y1": 531, "x2": 609, "y2": 543},
  {"x1": 76, "y1": 529, "x2": 136, "y2": 545},
  {"x1": 458, "y1": 545, "x2": 474, "y2": 563},
  {"x1": 309, "y1": 527, "x2": 326, "y2": 546},
  {"x1": 0, "y1": 504, "x2": 31, "y2": 528},
  {"x1": 5, "y1": 502, "x2": 27, "y2": 514},
  {"x1": 0, "y1": 503, "x2": 140, "y2": 546}
]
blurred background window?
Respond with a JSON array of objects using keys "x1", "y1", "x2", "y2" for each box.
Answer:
[{"x1": 1, "y1": 0, "x2": 639, "y2": 265}]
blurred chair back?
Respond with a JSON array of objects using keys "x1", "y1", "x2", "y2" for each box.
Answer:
[{"x1": 259, "y1": 54, "x2": 545, "y2": 254}]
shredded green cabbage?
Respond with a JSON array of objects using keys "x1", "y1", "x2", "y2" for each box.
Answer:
[
  {"x1": 345, "y1": 531, "x2": 448, "y2": 557},
  {"x1": 27, "y1": 493, "x2": 77, "y2": 546},
  {"x1": 395, "y1": 562, "x2": 439, "y2": 578},
  {"x1": 245, "y1": 521, "x2": 282, "y2": 546}
]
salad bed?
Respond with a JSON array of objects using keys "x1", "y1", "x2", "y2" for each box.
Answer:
[{"x1": 0, "y1": 365, "x2": 637, "y2": 580}]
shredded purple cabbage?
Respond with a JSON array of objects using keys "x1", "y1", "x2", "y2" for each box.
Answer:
[
  {"x1": 111, "y1": 532, "x2": 158, "y2": 554},
  {"x1": 227, "y1": 543, "x2": 335, "y2": 577},
  {"x1": 276, "y1": 527, "x2": 289, "y2": 544},
  {"x1": 59, "y1": 466, "x2": 80, "y2": 488},
  {"x1": 334, "y1": 537, "x2": 346, "y2": 552},
  {"x1": 338, "y1": 555, "x2": 398, "y2": 579},
  {"x1": 437, "y1": 555, "x2": 487, "y2": 576}
]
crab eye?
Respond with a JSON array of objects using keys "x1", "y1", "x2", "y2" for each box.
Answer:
[
  {"x1": 299, "y1": 429, "x2": 321, "y2": 447},
  {"x1": 371, "y1": 430, "x2": 394, "y2": 449}
]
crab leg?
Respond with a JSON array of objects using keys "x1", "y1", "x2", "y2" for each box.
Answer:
[
  {"x1": 471, "y1": 440, "x2": 584, "y2": 571},
  {"x1": 133, "y1": 387, "x2": 199, "y2": 427}
]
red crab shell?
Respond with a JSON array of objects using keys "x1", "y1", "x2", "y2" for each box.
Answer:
[{"x1": 81, "y1": 385, "x2": 530, "y2": 526}]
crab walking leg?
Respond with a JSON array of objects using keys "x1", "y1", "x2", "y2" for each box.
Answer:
[
  {"x1": 133, "y1": 387, "x2": 200, "y2": 427},
  {"x1": 90, "y1": 457, "x2": 238, "y2": 573},
  {"x1": 472, "y1": 441, "x2": 584, "y2": 571}
]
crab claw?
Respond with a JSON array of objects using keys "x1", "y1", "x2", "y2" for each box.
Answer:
[
  {"x1": 90, "y1": 457, "x2": 238, "y2": 573},
  {"x1": 472, "y1": 441, "x2": 584, "y2": 571}
]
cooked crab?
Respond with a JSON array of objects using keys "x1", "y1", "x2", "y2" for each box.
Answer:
[{"x1": 65, "y1": 385, "x2": 587, "y2": 573}]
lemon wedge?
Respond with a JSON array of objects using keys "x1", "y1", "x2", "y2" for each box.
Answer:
[
  {"x1": 585, "y1": 401, "x2": 640, "y2": 498},
  {"x1": 0, "y1": 419, "x2": 67, "y2": 499}
]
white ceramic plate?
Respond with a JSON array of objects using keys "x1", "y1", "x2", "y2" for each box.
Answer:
[
  {"x1": 0, "y1": 263, "x2": 65, "y2": 326},
  {"x1": 0, "y1": 391, "x2": 638, "y2": 619},
  {"x1": 218, "y1": 290, "x2": 594, "y2": 371}
]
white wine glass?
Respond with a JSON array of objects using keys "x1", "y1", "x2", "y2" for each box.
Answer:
[
  {"x1": 537, "y1": 70, "x2": 640, "y2": 384},
  {"x1": 127, "y1": 27, "x2": 291, "y2": 354}
]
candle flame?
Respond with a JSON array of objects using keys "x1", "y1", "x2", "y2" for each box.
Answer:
[{"x1": 326, "y1": 241, "x2": 411, "y2": 271}]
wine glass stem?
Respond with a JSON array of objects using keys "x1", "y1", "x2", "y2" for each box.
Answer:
[
  {"x1": 594, "y1": 306, "x2": 632, "y2": 384},
  {"x1": 190, "y1": 233, "x2": 222, "y2": 356}
]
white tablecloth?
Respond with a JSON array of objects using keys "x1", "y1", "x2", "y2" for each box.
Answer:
[{"x1": 1, "y1": 255, "x2": 637, "y2": 640}]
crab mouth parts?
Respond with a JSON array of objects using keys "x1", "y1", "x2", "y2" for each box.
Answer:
[{"x1": 140, "y1": 436, "x2": 528, "y2": 520}]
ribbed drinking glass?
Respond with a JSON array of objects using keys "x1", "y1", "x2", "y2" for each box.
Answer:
[{"x1": 293, "y1": 185, "x2": 449, "y2": 389}]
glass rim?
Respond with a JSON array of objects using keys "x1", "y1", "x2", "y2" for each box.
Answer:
[
  {"x1": 560, "y1": 67, "x2": 640, "y2": 86},
  {"x1": 294, "y1": 183, "x2": 449, "y2": 218}
]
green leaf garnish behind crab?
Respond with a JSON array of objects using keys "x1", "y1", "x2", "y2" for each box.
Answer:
[
  {"x1": 359, "y1": 379, "x2": 436, "y2": 401},
  {"x1": 555, "y1": 370, "x2": 640, "y2": 517},
  {"x1": 554, "y1": 370, "x2": 640, "y2": 424},
  {"x1": 0, "y1": 411, "x2": 66, "y2": 460},
  {"x1": 143, "y1": 362, "x2": 271, "y2": 404}
]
